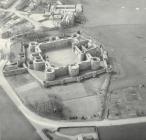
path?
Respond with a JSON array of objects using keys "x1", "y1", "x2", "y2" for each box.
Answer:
[{"x1": 0, "y1": 86, "x2": 42, "y2": 140}]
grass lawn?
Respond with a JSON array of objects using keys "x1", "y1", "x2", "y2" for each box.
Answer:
[
  {"x1": 6, "y1": 73, "x2": 106, "y2": 120},
  {"x1": 6, "y1": 73, "x2": 35, "y2": 88},
  {"x1": 63, "y1": 95, "x2": 103, "y2": 118},
  {"x1": 46, "y1": 77, "x2": 105, "y2": 100},
  {"x1": 46, "y1": 47, "x2": 79, "y2": 66},
  {"x1": 108, "y1": 86, "x2": 146, "y2": 119}
]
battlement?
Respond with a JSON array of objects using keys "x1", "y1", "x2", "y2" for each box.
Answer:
[{"x1": 23, "y1": 33, "x2": 111, "y2": 87}]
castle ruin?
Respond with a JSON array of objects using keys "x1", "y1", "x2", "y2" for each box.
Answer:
[{"x1": 19, "y1": 33, "x2": 112, "y2": 87}]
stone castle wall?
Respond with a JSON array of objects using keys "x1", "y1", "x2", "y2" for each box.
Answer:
[
  {"x1": 91, "y1": 57, "x2": 100, "y2": 70},
  {"x1": 68, "y1": 64, "x2": 79, "y2": 77},
  {"x1": 3, "y1": 67, "x2": 28, "y2": 77},
  {"x1": 55, "y1": 66, "x2": 68, "y2": 77},
  {"x1": 86, "y1": 47, "x2": 100, "y2": 57},
  {"x1": 45, "y1": 58, "x2": 102, "y2": 81},
  {"x1": 39, "y1": 38, "x2": 73, "y2": 53},
  {"x1": 45, "y1": 68, "x2": 55, "y2": 81},
  {"x1": 78, "y1": 60, "x2": 91, "y2": 71},
  {"x1": 33, "y1": 59, "x2": 45, "y2": 71},
  {"x1": 26, "y1": 34, "x2": 110, "y2": 86},
  {"x1": 44, "y1": 68, "x2": 106, "y2": 87}
]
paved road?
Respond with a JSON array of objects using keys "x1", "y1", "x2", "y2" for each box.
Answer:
[
  {"x1": 1, "y1": 0, "x2": 146, "y2": 138},
  {"x1": 0, "y1": 25, "x2": 42, "y2": 139},
  {"x1": 1, "y1": 58, "x2": 146, "y2": 130},
  {"x1": 0, "y1": 85, "x2": 42, "y2": 140}
]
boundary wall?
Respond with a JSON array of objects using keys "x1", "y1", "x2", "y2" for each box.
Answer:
[{"x1": 21, "y1": 34, "x2": 111, "y2": 87}]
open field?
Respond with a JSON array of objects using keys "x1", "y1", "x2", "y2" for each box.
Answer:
[
  {"x1": 84, "y1": 24, "x2": 146, "y2": 85},
  {"x1": 72, "y1": 0, "x2": 146, "y2": 120},
  {"x1": 108, "y1": 86, "x2": 146, "y2": 119},
  {"x1": 83, "y1": 0, "x2": 146, "y2": 27},
  {"x1": 81, "y1": 24, "x2": 146, "y2": 119},
  {"x1": 6, "y1": 73, "x2": 106, "y2": 120}
]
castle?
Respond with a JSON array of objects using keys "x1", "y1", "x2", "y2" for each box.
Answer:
[{"x1": 18, "y1": 33, "x2": 112, "y2": 87}]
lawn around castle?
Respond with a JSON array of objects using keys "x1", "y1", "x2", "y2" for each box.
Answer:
[{"x1": 6, "y1": 72, "x2": 107, "y2": 121}]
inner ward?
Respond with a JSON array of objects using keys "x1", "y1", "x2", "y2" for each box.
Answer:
[{"x1": 45, "y1": 47, "x2": 79, "y2": 66}]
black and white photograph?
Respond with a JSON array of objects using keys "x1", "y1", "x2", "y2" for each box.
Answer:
[{"x1": 0, "y1": 0, "x2": 146, "y2": 140}]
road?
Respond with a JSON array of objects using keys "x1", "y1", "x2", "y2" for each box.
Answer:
[
  {"x1": 1, "y1": 59, "x2": 146, "y2": 130},
  {"x1": 1, "y1": 1, "x2": 146, "y2": 140},
  {"x1": 0, "y1": 24, "x2": 42, "y2": 139},
  {"x1": 1, "y1": 0, "x2": 146, "y2": 131},
  {"x1": 1, "y1": 66, "x2": 146, "y2": 140},
  {"x1": 0, "y1": 82, "x2": 42, "y2": 140}
]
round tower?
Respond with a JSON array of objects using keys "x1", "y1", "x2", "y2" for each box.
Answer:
[
  {"x1": 68, "y1": 64, "x2": 79, "y2": 77},
  {"x1": 45, "y1": 68, "x2": 55, "y2": 81},
  {"x1": 29, "y1": 42, "x2": 38, "y2": 52},
  {"x1": 91, "y1": 57, "x2": 100, "y2": 70},
  {"x1": 33, "y1": 59, "x2": 45, "y2": 71}
]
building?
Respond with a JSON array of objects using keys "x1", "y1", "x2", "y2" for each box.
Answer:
[
  {"x1": 49, "y1": 3, "x2": 83, "y2": 27},
  {"x1": 22, "y1": 32, "x2": 111, "y2": 87}
]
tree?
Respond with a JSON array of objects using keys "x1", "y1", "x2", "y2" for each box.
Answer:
[{"x1": 28, "y1": 95, "x2": 64, "y2": 119}]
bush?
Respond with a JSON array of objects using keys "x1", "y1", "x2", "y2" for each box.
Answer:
[{"x1": 26, "y1": 95, "x2": 64, "y2": 118}]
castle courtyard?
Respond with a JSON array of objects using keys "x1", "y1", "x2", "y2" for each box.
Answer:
[{"x1": 45, "y1": 47, "x2": 79, "y2": 66}]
